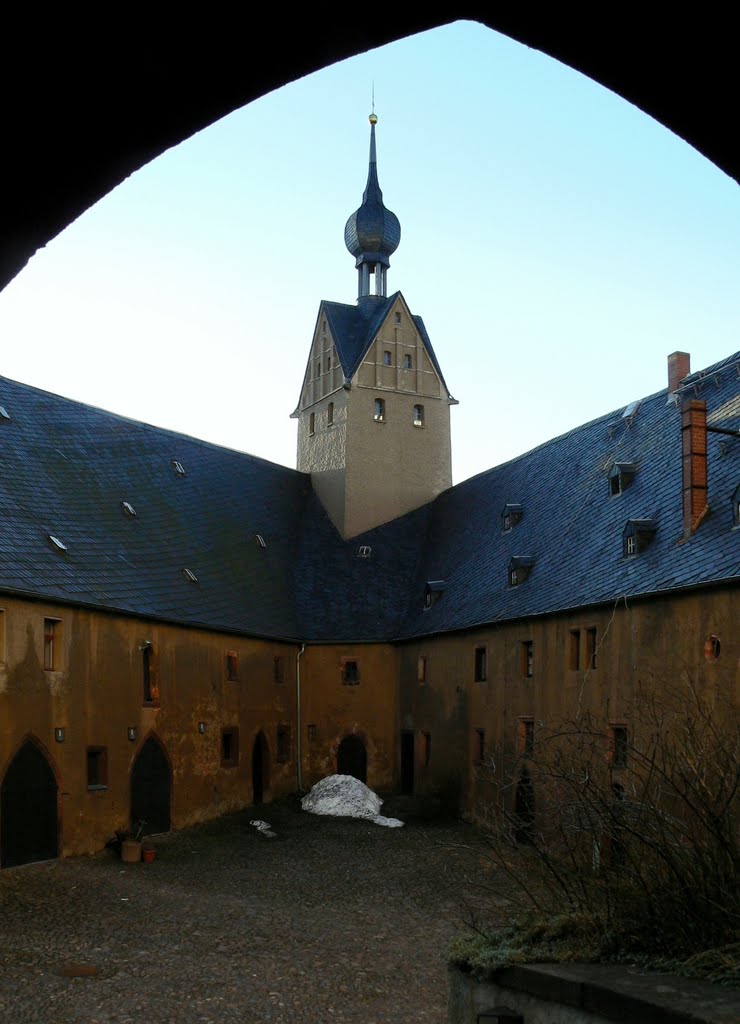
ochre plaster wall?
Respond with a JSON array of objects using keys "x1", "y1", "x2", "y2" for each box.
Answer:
[{"x1": 399, "y1": 587, "x2": 739, "y2": 818}]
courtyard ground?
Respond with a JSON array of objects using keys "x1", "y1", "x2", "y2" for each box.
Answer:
[{"x1": 0, "y1": 798, "x2": 486, "y2": 1023}]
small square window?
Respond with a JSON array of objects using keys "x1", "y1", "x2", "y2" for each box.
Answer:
[
  {"x1": 383, "y1": 350, "x2": 392, "y2": 366},
  {"x1": 417, "y1": 655, "x2": 427, "y2": 683},
  {"x1": 474, "y1": 646, "x2": 487, "y2": 682},
  {"x1": 221, "y1": 727, "x2": 239, "y2": 768},
  {"x1": 274, "y1": 656, "x2": 285, "y2": 684},
  {"x1": 277, "y1": 724, "x2": 291, "y2": 763},
  {"x1": 44, "y1": 618, "x2": 61, "y2": 671},
  {"x1": 342, "y1": 659, "x2": 360, "y2": 685},
  {"x1": 520, "y1": 640, "x2": 533, "y2": 678},
  {"x1": 226, "y1": 651, "x2": 239, "y2": 681},
  {"x1": 87, "y1": 747, "x2": 108, "y2": 789},
  {"x1": 568, "y1": 630, "x2": 581, "y2": 671}
]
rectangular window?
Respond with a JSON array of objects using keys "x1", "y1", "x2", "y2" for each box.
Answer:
[
  {"x1": 86, "y1": 747, "x2": 108, "y2": 789},
  {"x1": 309, "y1": 412, "x2": 315, "y2": 435},
  {"x1": 404, "y1": 354, "x2": 413, "y2": 369},
  {"x1": 142, "y1": 642, "x2": 158, "y2": 704},
  {"x1": 585, "y1": 628, "x2": 597, "y2": 670},
  {"x1": 307, "y1": 723, "x2": 317, "y2": 742},
  {"x1": 44, "y1": 617, "x2": 61, "y2": 671},
  {"x1": 226, "y1": 651, "x2": 239, "y2": 681},
  {"x1": 518, "y1": 717, "x2": 534, "y2": 757},
  {"x1": 417, "y1": 655, "x2": 427, "y2": 683},
  {"x1": 373, "y1": 398, "x2": 385, "y2": 422},
  {"x1": 423, "y1": 731, "x2": 431, "y2": 767},
  {"x1": 383, "y1": 350, "x2": 392, "y2": 366},
  {"x1": 273, "y1": 656, "x2": 285, "y2": 684},
  {"x1": 474, "y1": 646, "x2": 487, "y2": 682},
  {"x1": 413, "y1": 404, "x2": 424, "y2": 426},
  {"x1": 221, "y1": 727, "x2": 239, "y2": 768},
  {"x1": 568, "y1": 629, "x2": 581, "y2": 670},
  {"x1": 474, "y1": 728, "x2": 485, "y2": 763},
  {"x1": 277, "y1": 724, "x2": 291, "y2": 763},
  {"x1": 327, "y1": 401, "x2": 334, "y2": 425},
  {"x1": 520, "y1": 640, "x2": 533, "y2": 678},
  {"x1": 341, "y1": 658, "x2": 360, "y2": 685},
  {"x1": 611, "y1": 726, "x2": 628, "y2": 769}
]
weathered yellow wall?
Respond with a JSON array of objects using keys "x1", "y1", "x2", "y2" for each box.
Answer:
[{"x1": 399, "y1": 587, "x2": 739, "y2": 818}]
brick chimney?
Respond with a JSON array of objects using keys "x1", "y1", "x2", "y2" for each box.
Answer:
[
  {"x1": 681, "y1": 399, "x2": 708, "y2": 534},
  {"x1": 668, "y1": 351, "x2": 691, "y2": 394}
]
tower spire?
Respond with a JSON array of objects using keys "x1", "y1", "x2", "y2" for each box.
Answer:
[{"x1": 344, "y1": 112, "x2": 401, "y2": 302}]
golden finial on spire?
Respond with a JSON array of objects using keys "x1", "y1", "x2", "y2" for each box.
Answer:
[{"x1": 369, "y1": 82, "x2": 377, "y2": 125}]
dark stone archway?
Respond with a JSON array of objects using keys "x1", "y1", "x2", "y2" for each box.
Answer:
[
  {"x1": 1, "y1": 739, "x2": 58, "y2": 867},
  {"x1": 337, "y1": 734, "x2": 367, "y2": 783},
  {"x1": 131, "y1": 735, "x2": 171, "y2": 836}
]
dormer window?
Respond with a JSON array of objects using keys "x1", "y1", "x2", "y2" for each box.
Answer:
[
  {"x1": 508, "y1": 556, "x2": 533, "y2": 587},
  {"x1": 383, "y1": 350, "x2": 392, "y2": 366},
  {"x1": 732, "y1": 484, "x2": 740, "y2": 528},
  {"x1": 501, "y1": 504, "x2": 523, "y2": 532},
  {"x1": 374, "y1": 398, "x2": 385, "y2": 422},
  {"x1": 358, "y1": 545, "x2": 372, "y2": 558},
  {"x1": 424, "y1": 580, "x2": 446, "y2": 609},
  {"x1": 403, "y1": 354, "x2": 413, "y2": 369},
  {"x1": 622, "y1": 519, "x2": 657, "y2": 557},
  {"x1": 413, "y1": 404, "x2": 424, "y2": 427},
  {"x1": 609, "y1": 462, "x2": 638, "y2": 496}
]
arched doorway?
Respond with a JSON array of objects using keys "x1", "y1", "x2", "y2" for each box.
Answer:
[
  {"x1": 337, "y1": 734, "x2": 367, "y2": 783},
  {"x1": 252, "y1": 731, "x2": 270, "y2": 804},
  {"x1": 1, "y1": 739, "x2": 58, "y2": 867},
  {"x1": 130, "y1": 735, "x2": 171, "y2": 835},
  {"x1": 514, "y1": 768, "x2": 535, "y2": 844}
]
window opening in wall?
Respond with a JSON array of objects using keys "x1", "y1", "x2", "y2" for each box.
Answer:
[
  {"x1": 357, "y1": 545, "x2": 372, "y2": 558},
  {"x1": 474, "y1": 728, "x2": 485, "y2": 763},
  {"x1": 383, "y1": 350, "x2": 392, "y2": 366},
  {"x1": 273, "y1": 656, "x2": 285, "y2": 684},
  {"x1": 625, "y1": 534, "x2": 636, "y2": 555},
  {"x1": 520, "y1": 640, "x2": 533, "y2": 678},
  {"x1": 423, "y1": 731, "x2": 431, "y2": 767},
  {"x1": 226, "y1": 651, "x2": 239, "y2": 681},
  {"x1": 141, "y1": 642, "x2": 158, "y2": 704},
  {"x1": 417, "y1": 655, "x2": 427, "y2": 683},
  {"x1": 172, "y1": 460, "x2": 186, "y2": 475},
  {"x1": 327, "y1": 402, "x2": 334, "y2": 426},
  {"x1": 519, "y1": 718, "x2": 535, "y2": 758},
  {"x1": 568, "y1": 629, "x2": 581, "y2": 671},
  {"x1": 585, "y1": 628, "x2": 598, "y2": 670},
  {"x1": 373, "y1": 398, "x2": 385, "y2": 422},
  {"x1": 474, "y1": 646, "x2": 487, "y2": 682},
  {"x1": 221, "y1": 727, "x2": 239, "y2": 768},
  {"x1": 394, "y1": 312, "x2": 401, "y2": 324},
  {"x1": 86, "y1": 747, "x2": 108, "y2": 788},
  {"x1": 277, "y1": 724, "x2": 291, "y2": 763},
  {"x1": 704, "y1": 634, "x2": 721, "y2": 661},
  {"x1": 501, "y1": 504, "x2": 524, "y2": 532},
  {"x1": 307, "y1": 724, "x2": 317, "y2": 742},
  {"x1": 413, "y1": 404, "x2": 424, "y2": 426},
  {"x1": 316, "y1": 359, "x2": 321, "y2": 377},
  {"x1": 44, "y1": 618, "x2": 60, "y2": 670},
  {"x1": 508, "y1": 556, "x2": 533, "y2": 586},
  {"x1": 404, "y1": 354, "x2": 413, "y2": 369},
  {"x1": 503, "y1": 514, "x2": 511, "y2": 531},
  {"x1": 322, "y1": 320, "x2": 326, "y2": 335},
  {"x1": 309, "y1": 412, "x2": 315, "y2": 435},
  {"x1": 342, "y1": 659, "x2": 360, "y2": 685},
  {"x1": 327, "y1": 354, "x2": 331, "y2": 371},
  {"x1": 611, "y1": 726, "x2": 628, "y2": 768}
]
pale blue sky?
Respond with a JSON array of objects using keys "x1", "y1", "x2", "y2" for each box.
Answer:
[{"x1": 1, "y1": 21, "x2": 738, "y2": 484}]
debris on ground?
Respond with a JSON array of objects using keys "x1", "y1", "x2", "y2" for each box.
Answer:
[
  {"x1": 250, "y1": 819, "x2": 276, "y2": 837},
  {"x1": 301, "y1": 774, "x2": 404, "y2": 828}
]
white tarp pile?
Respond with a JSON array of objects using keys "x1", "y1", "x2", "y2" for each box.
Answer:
[{"x1": 301, "y1": 774, "x2": 404, "y2": 828}]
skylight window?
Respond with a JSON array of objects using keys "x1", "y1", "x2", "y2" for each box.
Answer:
[
  {"x1": 0, "y1": 406, "x2": 10, "y2": 420},
  {"x1": 181, "y1": 568, "x2": 198, "y2": 583},
  {"x1": 622, "y1": 400, "x2": 641, "y2": 422},
  {"x1": 255, "y1": 534, "x2": 267, "y2": 548},
  {"x1": 48, "y1": 534, "x2": 67, "y2": 551},
  {"x1": 121, "y1": 501, "x2": 137, "y2": 517},
  {"x1": 172, "y1": 460, "x2": 186, "y2": 476}
]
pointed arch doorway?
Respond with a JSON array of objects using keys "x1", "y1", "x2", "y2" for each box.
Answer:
[
  {"x1": 1, "y1": 739, "x2": 58, "y2": 868},
  {"x1": 130, "y1": 735, "x2": 171, "y2": 836},
  {"x1": 337, "y1": 734, "x2": 367, "y2": 783},
  {"x1": 251, "y1": 731, "x2": 270, "y2": 804}
]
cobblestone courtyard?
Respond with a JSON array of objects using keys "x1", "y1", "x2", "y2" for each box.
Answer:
[{"x1": 0, "y1": 800, "x2": 484, "y2": 1023}]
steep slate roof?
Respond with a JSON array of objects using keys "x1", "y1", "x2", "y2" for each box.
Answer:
[
  {"x1": 0, "y1": 353, "x2": 736, "y2": 645},
  {"x1": 322, "y1": 292, "x2": 451, "y2": 393},
  {"x1": 395, "y1": 352, "x2": 740, "y2": 640}
]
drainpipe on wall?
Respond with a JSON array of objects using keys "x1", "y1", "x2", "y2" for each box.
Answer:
[{"x1": 296, "y1": 643, "x2": 306, "y2": 792}]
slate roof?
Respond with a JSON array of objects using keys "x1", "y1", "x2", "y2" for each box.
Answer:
[{"x1": 0, "y1": 353, "x2": 737, "y2": 644}]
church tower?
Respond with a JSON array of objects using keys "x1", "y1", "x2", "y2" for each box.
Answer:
[{"x1": 292, "y1": 114, "x2": 456, "y2": 539}]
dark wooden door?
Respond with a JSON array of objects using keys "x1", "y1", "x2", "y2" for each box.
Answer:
[
  {"x1": 400, "y1": 731, "x2": 415, "y2": 795},
  {"x1": 131, "y1": 736, "x2": 171, "y2": 835},
  {"x1": 337, "y1": 734, "x2": 367, "y2": 783},
  {"x1": 1, "y1": 740, "x2": 58, "y2": 867},
  {"x1": 252, "y1": 731, "x2": 269, "y2": 804}
]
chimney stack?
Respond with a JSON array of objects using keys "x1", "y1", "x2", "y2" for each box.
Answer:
[
  {"x1": 668, "y1": 351, "x2": 691, "y2": 394},
  {"x1": 681, "y1": 399, "x2": 708, "y2": 534}
]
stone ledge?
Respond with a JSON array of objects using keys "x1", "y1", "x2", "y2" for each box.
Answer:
[{"x1": 449, "y1": 963, "x2": 740, "y2": 1024}]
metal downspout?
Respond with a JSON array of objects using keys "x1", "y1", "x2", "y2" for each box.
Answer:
[{"x1": 296, "y1": 643, "x2": 306, "y2": 792}]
